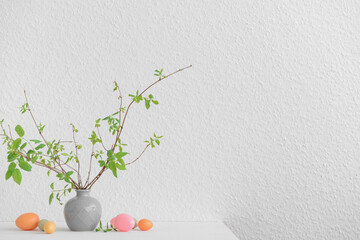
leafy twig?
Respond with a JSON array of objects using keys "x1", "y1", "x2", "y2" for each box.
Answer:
[
  {"x1": 86, "y1": 65, "x2": 192, "y2": 189},
  {"x1": 95, "y1": 220, "x2": 117, "y2": 232},
  {"x1": 70, "y1": 123, "x2": 83, "y2": 188}
]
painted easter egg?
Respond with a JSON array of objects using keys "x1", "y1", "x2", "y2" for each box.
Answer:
[
  {"x1": 138, "y1": 219, "x2": 153, "y2": 231},
  {"x1": 111, "y1": 214, "x2": 135, "y2": 232},
  {"x1": 44, "y1": 221, "x2": 56, "y2": 234},
  {"x1": 15, "y1": 213, "x2": 40, "y2": 231},
  {"x1": 133, "y1": 217, "x2": 138, "y2": 229},
  {"x1": 38, "y1": 219, "x2": 48, "y2": 231}
]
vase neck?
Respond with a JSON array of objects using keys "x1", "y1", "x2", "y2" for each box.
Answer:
[{"x1": 76, "y1": 190, "x2": 91, "y2": 197}]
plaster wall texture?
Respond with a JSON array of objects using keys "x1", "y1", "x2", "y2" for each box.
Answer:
[{"x1": 1, "y1": 0, "x2": 360, "y2": 239}]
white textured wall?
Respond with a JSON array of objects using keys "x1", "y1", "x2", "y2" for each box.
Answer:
[{"x1": 1, "y1": 0, "x2": 360, "y2": 239}]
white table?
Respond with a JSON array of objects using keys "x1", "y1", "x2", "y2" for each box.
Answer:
[{"x1": 0, "y1": 222, "x2": 238, "y2": 240}]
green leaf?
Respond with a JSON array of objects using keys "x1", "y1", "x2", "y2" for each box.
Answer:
[
  {"x1": 50, "y1": 182, "x2": 54, "y2": 189},
  {"x1": 155, "y1": 139, "x2": 160, "y2": 145},
  {"x1": 66, "y1": 171, "x2": 74, "y2": 177},
  {"x1": 35, "y1": 144, "x2": 46, "y2": 150},
  {"x1": 31, "y1": 155, "x2": 38, "y2": 163},
  {"x1": 47, "y1": 146, "x2": 52, "y2": 155},
  {"x1": 145, "y1": 100, "x2": 150, "y2": 109},
  {"x1": 89, "y1": 131, "x2": 101, "y2": 144},
  {"x1": 19, "y1": 161, "x2": 32, "y2": 172},
  {"x1": 12, "y1": 169, "x2": 22, "y2": 185},
  {"x1": 12, "y1": 138, "x2": 22, "y2": 150},
  {"x1": 15, "y1": 125, "x2": 25, "y2": 137},
  {"x1": 113, "y1": 81, "x2": 119, "y2": 91},
  {"x1": 107, "y1": 150, "x2": 113, "y2": 158},
  {"x1": 5, "y1": 169, "x2": 13, "y2": 180},
  {"x1": 118, "y1": 158, "x2": 125, "y2": 166},
  {"x1": 20, "y1": 143, "x2": 27, "y2": 150},
  {"x1": 152, "y1": 100, "x2": 159, "y2": 105},
  {"x1": 38, "y1": 123, "x2": 46, "y2": 133},
  {"x1": 49, "y1": 193, "x2": 54, "y2": 205},
  {"x1": 8, "y1": 162, "x2": 16, "y2": 170},
  {"x1": 108, "y1": 161, "x2": 117, "y2": 177},
  {"x1": 30, "y1": 139, "x2": 41, "y2": 144},
  {"x1": 19, "y1": 103, "x2": 28, "y2": 114},
  {"x1": 56, "y1": 173, "x2": 65, "y2": 180},
  {"x1": 116, "y1": 163, "x2": 126, "y2": 170},
  {"x1": 115, "y1": 152, "x2": 128, "y2": 159},
  {"x1": 47, "y1": 170, "x2": 51, "y2": 176},
  {"x1": 27, "y1": 149, "x2": 36, "y2": 155},
  {"x1": 7, "y1": 153, "x2": 17, "y2": 162}
]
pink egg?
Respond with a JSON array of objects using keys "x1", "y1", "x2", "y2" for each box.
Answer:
[{"x1": 111, "y1": 214, "x2": 135, "y2": 232}]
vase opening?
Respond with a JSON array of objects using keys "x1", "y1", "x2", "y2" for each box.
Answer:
[{"x1": 75, "y1": 189, "x2": 91, "y2": 197}]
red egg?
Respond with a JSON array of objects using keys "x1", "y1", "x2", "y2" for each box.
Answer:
[{"x1": 15, "y1": 213, "x2": 39, "y2": 231}]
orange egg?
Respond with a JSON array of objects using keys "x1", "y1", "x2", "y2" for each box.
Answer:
[
  {"x1": 138, "y1": 219, "x2": 153, "y2": 231},
  {"x1": 44, "y1": 221, "x2": 56, "y2": 234},
  {"x1": 15, "y1": 213, "x2": 39, "y2": 231}
]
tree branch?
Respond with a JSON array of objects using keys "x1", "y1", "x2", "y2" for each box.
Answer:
[
  {"x1": 70, "y1": 124, "x2": 83, "y2": 188},
  {"x1": 24, "y1": 91, "x2": 80, "y2": 187},
  {"x1": 7, "y1": 125, "x2": 13, "y2": 139},
  {"x1": 85, "y1": 65, "x2": 192, "y2": 189},
  {"x1": 115, "y1": 65, "x2": 192, "y2": 147},
  {"x1": 96, "y1": 127, "x2": 108, "y2": 151},
  {"x1": 84, "y1": 144, "x2": 95, "y2": 186},
  {"x1": 126, "y1": 144, "x2": 150, "y2": 165},
  {"x1": 18, "y1": 152, "x2": 79, "y2": 188},
  {"x1": 24, "y1": 90, "x2": 50, "y2": 148}
]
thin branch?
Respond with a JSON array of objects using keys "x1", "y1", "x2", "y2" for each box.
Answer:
[
  {"x1": 24, "y1": 90, "x2": 77, "y2": 178},
  {"x1": 7, "y1": 125, "x2": 13, "y2": 139},
  {"x1": 111, "y1": 85, "x2": 123, "y2": 150},
  {"x1": 70, "y1": 124, "x2": 82, "y2": 188},
  {"x1": 58, "y1": 159, "x2": 80, "y2": 174},
  {"x1": 84, "y1": 144, "x2": 95, "y2": 186},
  {"x1": 24, "y1": 90, "x2": 49, "y2": 147},
  {"x1": 96, "y1": 127, "x2": 108, "y2": 151},
  {"x1": 126, "y1": 144, "x2": 150, "y2": 165},
  {"x1": 51, "y1": 188, "x2": 73, "y2": 192},
  {"x1": 0, "y1": 123, "x2": 6, "y2": 135},
  {"x1": 57, "y1": 190, "x2": 67, "y2": 203},
  {"x1": 59, "y1": 140, "x2": 73, "y2": 143}
]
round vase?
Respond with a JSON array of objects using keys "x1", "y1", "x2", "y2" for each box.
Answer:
[{"x1": 64, "y1": 189, "x2": 101, "y2": 231}]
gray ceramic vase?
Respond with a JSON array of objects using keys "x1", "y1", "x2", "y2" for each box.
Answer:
[{"x1": 64, "y1": 190, "x2": 101, "y2": 231}]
